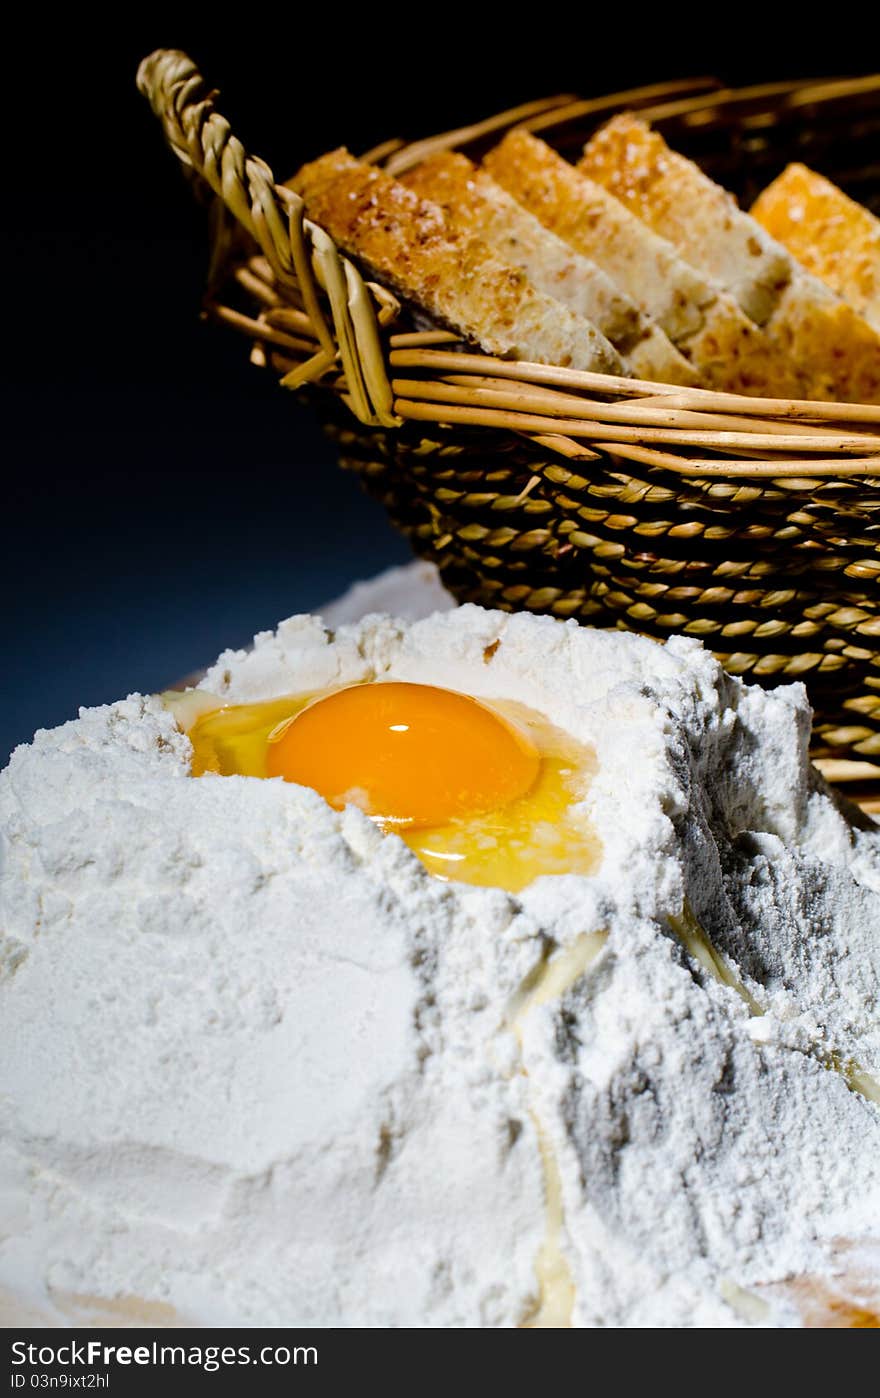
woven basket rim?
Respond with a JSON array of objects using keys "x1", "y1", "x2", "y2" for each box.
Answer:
[{"x1": 135, "y1": 50, "x2": 880, "y2": 482}]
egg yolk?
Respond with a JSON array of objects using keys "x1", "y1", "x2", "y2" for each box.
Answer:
[
  {"x1": 178, "y1": 680, "x2": 601, "y2": 891},
  {"x1": 265, "y1": 682, "x2": 540, "y2": 828}
]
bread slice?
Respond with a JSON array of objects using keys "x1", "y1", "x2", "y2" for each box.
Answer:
[
  {"x1": 752, "y1": 163, "x2": 880, "y2": 334},
  {"x1": 580, "y1": 116, "x2": 880, "y2": 403},
  {"x1": 289, "y1": 148, "x2": 623, "y2": 374},
  {"x1": 400, "y1": 150, "x2": 698, "y2": 386},
  {"x1": 580, "y1": 114, "x2": 791, "y2": 326},
  {"x1": 485, "y1": 129, "x2": 805, "y2": 397}
]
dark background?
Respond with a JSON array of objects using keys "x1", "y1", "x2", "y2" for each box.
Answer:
[{"x1": 2, "y1": 19, "x2": 869, "y2": 760}]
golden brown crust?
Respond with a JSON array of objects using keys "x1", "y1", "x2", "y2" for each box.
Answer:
[
  {"x1": 684, "y1": 301, "x2": 803, "y2": 397},
  {"x1": 752, "y1": 164, "x2": 880, "y2": 335},
  {"x1": 290, "y1": 148, "x2": 623, "y2": 374},
  {"x1": 484, "y1": 131, "x2": 805, "y2": 397},
  {"x1": 580, "y1": 115, "x2": 791, "y2": 327},
  {"x1": 402, "y1": 151, "x2": 699, "y2": 387},
  {"x1": 770, "y1": 278, "x2": 880, "y2": 404},
  {"x1": 402, "y1": 152, "x2": 640, "y2": 347},
  {"x1": 486, "y1": 130, "x2": 708, "y2": 344},
  {"x1": 579, "y1": 120, "x2": 880, "y2": 403}
]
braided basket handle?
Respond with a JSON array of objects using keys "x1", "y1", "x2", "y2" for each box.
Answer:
[{"x1": 136, "y1": 49, "x2": 399, "y2": 427}]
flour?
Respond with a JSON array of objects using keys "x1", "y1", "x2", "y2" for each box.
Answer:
[{"x1": 2, "y1": 576, "x2": 880, "y2": 1328}]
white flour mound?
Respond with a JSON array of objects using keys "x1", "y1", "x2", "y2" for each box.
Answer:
[{"x1": 2, "y1": 585, "x2": 880, "y2": 1328}]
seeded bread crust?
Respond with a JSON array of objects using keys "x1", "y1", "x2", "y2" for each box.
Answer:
[
  {"x1": 290, "y1": 148, "x2": 623, "y2": 374},
  {"x1": 580, "y1": 117, "x2": 880, "y2": 403},
  {"x1": 752, "y1": 163, "x2": 880, "y2": 335},
  {"x1": 769, "y1": 277, "x2": 880, "y2": 404},
  {"x1": 485, "y1": 129, "x2": 805, "y2": 397},
  {"x1": 580, "y1": 114, "x2": 791, "y2": 327},
  {"x1": 401, "y1": 150, "x2": 698, "y2": 387}
]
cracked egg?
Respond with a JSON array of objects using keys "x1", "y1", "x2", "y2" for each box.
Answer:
[{"x1": 170, "y1": 680, "x2": 600, "y2": 892}]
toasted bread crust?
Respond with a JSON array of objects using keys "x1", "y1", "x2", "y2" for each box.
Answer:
[
  {"x1": 580, "y1": 119, "x2": 880, "y2": 403},
  {"x1": 580, "y1": 114, "x2": 792, "y2": 326},
  {"x1": 290, "y1": 148, "x2": 622, "y2": 374},
  {"x1": 770, "y1": 277, "x2": 880, "y2": 404},
  {"x1": 486, "y1": 130, "x2": 709, "y2": 344},
  {"x1": 752, "y1": 163, "x2": 880, "y2": 335},
  {"x1": 484, "y1": 130, "x2": 805, "y2": 397},
  {"x1": 402, "y1": 151, "x2": 698, "y2": 387}
]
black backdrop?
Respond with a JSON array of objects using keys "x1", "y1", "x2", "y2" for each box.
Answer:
[{"x1": 2, "y1": 19, "x2": 866, "y2": 759}]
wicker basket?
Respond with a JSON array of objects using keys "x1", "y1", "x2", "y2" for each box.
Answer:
[{"x1": 137, "y1": 51, "x2": 880, "y2": 806}]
